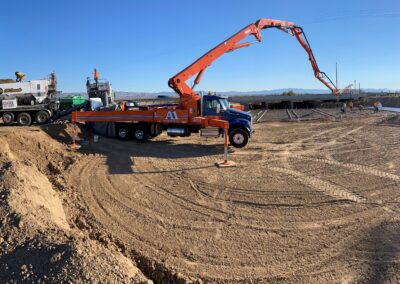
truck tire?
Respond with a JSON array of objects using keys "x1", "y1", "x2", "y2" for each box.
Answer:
[
  {"x1": 229, "y1": 128, "x2": 249, "y2": 148},
  {"x1": 30, "y1": 95, "x2": 36, "y2": 105},
  {"x1": 2, "y1": 112, "x2": 15, "y2": 125},
  {"x1": 35, "y1": 111, "x2": 50, "y2": 124},
  {"x1": 133, "y1": 126, "x2": 148, "y2": 142},
  {"x1": 17, "y1": 112, "x2": 32, "y2": 126},
  {"x1": 116, "y1": 125, "x2": 132, "y2": 140}
]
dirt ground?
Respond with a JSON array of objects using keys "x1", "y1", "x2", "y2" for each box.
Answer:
[{"x1": 0, "y1": 109, "x2": 399, "y2": 283}]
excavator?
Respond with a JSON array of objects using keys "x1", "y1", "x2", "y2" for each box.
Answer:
[{"x1": 72, "y1": 18, "x2": 339, "y2": 148}]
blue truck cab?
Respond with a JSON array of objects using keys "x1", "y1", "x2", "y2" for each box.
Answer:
[{"x1": 201, "y1": 94, "x2": 253, "y2": 148}]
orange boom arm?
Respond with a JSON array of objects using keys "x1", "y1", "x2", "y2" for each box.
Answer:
[{"x1": 168, "y1": 18, "x2": 339, "y2": 114}]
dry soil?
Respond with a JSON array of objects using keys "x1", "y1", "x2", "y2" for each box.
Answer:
[{"x1": 0, "y1": 110, "x2": 399, "y2": 283}]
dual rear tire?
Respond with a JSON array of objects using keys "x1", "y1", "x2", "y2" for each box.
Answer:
[
  {"x1": 17, "y1": 113, "x2": 32, "y2": 126},
  {"x1": 2, "y1": 112, "x2": 15, "y2": 126},
  {"x1": 133, "y1": 126, "x2": 147, "y2": 142},
  {"x1": 116, "y1": 124, "x2": 148, "y2": 142},
  {"x1": 117, "y1": 126, "x2": 131, "y2": 140},
  {"x1": 35, "y1": 111, "x2": 50, "y2": 125},
  {"x1": 2, "y1": 110, "x2": 50, "y2": 126}
]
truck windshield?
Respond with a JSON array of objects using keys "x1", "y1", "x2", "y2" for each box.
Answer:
[{"x1": 218, "y1": 98, "x2": 229, "y2": 110}]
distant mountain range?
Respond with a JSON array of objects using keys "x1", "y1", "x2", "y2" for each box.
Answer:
[
  {"x1": 115, "y1": 88, "x2": 399, "y2": 98},
  {"x1": 62, "y1": 88, "x2": 399, "y2": 99}
]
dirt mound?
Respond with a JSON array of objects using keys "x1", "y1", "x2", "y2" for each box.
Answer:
[
  {"x1": 0, "y1": 128, "x2": 149, "y2": 283},
  {"x1": 1, "y1": 161, "x2": 70, "y2": 230},
  {"x1": 0, "y1": 231, "x2": 144, "y2": 283}
]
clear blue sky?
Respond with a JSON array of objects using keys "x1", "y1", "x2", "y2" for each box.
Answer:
[{"x1": 1, "y1": 0, "x2": 399, "y2": 92}]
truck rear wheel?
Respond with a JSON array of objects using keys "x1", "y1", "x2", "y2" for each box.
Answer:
[
  {"x1": 116, "y1": 125, "x2": 132, "y2": 140},
  {"x1": 36, "y1": 111, "x2": 50, "y2": 124},
  {"x1": 17, "y1": 112, "x2": 32, "y2": 126},
  {"x1": 133, "y1": 126, "x2": 148, "y2": 142},
  {"x1": 229, "y1": 128, "x2": 249, "y2": 148},
  {"x1": 2, "y1": 112, "x2": 15, "y2": 125}
]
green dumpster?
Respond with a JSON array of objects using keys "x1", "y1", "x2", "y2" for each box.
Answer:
[{"x1": 59, "y1": 95, "x2": 86, "y2": 109}]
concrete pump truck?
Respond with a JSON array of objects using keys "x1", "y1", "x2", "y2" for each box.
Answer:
[
  {"x1": 72, "y1": 18, "x2": 339, "y2": 148},
  {"x1": 0, "y1": 72, "x2": 59, "y2": 126}
]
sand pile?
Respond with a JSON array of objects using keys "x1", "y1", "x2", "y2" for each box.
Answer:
[{"x1": 0, "y1": 129, "x2": 149, "y2": 283}]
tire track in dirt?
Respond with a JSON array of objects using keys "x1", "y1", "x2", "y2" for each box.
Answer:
[
  {"x1": 268, "y1": 166, "x2": 367, "y2": 203},
  {"x1": 265, "y1": 126, "x2": 368, "y2": 203},
  {"x1": 75, "y1": 158, "x2": 172, "y2": 248},
  {"x1": 296, "y1": 156, "x2": 400, "y2": 182},
  {"x1": 74, "y1": 156, "x2": 205, "y2": 283},
  {"x1": 99, "y1": 159, "x2": 230, "y2": 226},
  {"x1": 186, "y1": 179, "x2": 355, "y2": 209},
  {"x1": 75, "y1": 154, "x2": 368, "y2": 280},
  {"x1": 263, "y1": 126, "x2": 363, "y2": 158},
  {"x1": 65, "y1": 114, "x2": 400, "y2": 282}
]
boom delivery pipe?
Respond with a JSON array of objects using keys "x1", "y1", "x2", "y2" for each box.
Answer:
[{"x1": 168, "y1": 18, "x2": 339, "y2": 115}]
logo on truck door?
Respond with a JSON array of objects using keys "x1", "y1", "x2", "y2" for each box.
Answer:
[
  {"x1": 165, "y1": 111, "x2": 179, "y2": 120},
  {"x1": 0, "y1": 88, "x2": 18, "y2": 94},
  {"x1": 3, "y1": 88, "x2": 22, "y2": 93}
]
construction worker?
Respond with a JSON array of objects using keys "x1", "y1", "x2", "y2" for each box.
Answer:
[
  {"x1": 348, "y1": 100, "x2": 353, "y2": 111},
  {"x1": 120, "y1": 100, "x2": 126, "y2": 111},
  {"x1": 374, "y1": 101, "x2": 382, "y2": 113},
  {"x1": 15, "y1": 71, "x2": 25, "y2": 82},
  {"x1": 373, "y1": 102, "x2": 378, "y2": 112},
  {"x1": 341, "y1": 102, "x2": 347, "y2": 113},
  {"x1": 94, "y1": 68, "x2": 99, "y2": 85}
]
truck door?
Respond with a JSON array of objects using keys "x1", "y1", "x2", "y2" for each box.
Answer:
[{"x1": 203, "y1": 97, "x2": 221, "y2": 116}]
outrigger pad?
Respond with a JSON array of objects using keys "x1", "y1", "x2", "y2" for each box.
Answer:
[
  {"x1": 69, "y1": 143, "x2": 82, "y2": 150},
  {"x1": 215, "y1": 160, "x2": 237, "y2": 168}
]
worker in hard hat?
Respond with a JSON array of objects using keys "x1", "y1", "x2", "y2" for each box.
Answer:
[
  {"x1": 94, "y1": 68, "x2": 99, "y2": 85},
  {"x1": 15, "y1": 71, "x2": 25, "y2": 82}
]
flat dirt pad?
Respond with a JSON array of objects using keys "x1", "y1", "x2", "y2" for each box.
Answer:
[{"x1": 65, "y1": 113, "x2": 400, "y2": 282}]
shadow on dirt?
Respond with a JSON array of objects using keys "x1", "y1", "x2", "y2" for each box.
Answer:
[
  {"x1": 41, "y1": 123, "x2": 225, "y2": 174},
  {"x1": 357, "y1": 220, "x2": 400, "y2": 283},
  {"x1": 0, "y1": 238, "x2": 73, "y2": 283}
]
